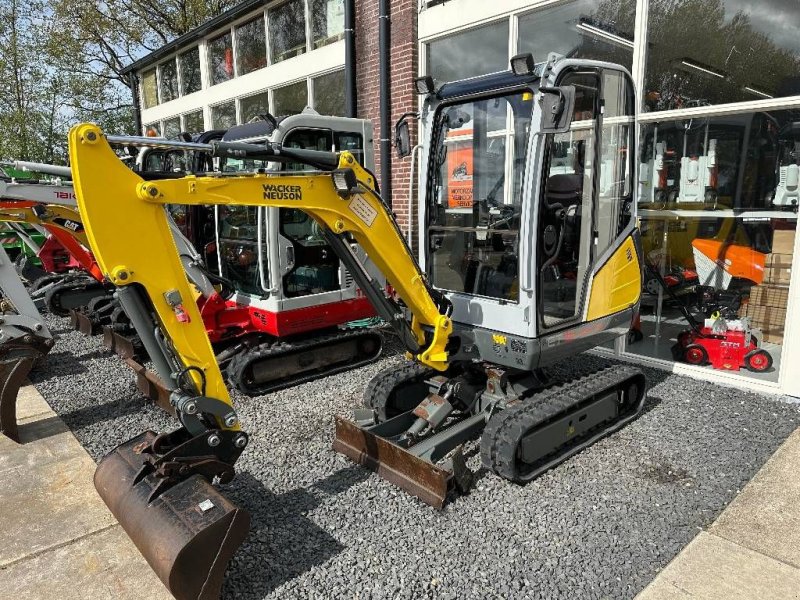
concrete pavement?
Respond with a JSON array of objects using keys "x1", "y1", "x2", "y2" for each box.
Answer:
[
  {"x1": 0, "y1": 385, "x2": 171, "y2": 599},
  {"x1": 637, "y1": 426, "x2": 800, "y2": 600}
]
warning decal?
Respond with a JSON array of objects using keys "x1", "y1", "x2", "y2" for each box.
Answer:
[{"x1": 348, "y1": 195, "x2": 378, "y2": 227}]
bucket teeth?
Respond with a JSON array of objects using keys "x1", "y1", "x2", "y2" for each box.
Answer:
[{"x1": 95, "y1": 431, "x2": 250, "y2": 600}]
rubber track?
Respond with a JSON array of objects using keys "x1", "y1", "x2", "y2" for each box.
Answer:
[
  {"x1": 480, "y1": 365, "x2": 646, "y2": 483},
  {"x1": 362, "y1": 361, "x2": 436, "y2": 422},
  {"x1": 44, "y1": 279, "x2": 107, "y2": 316},
  {"x1": 226, "y1": 328, "x2": 384, "y2": 396}
]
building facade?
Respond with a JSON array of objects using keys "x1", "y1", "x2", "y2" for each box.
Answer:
[{"x1": 127, "y1": 0, "x2": 800, "y2": 397}]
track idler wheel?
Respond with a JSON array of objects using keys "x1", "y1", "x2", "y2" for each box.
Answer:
[{"x1": 94, "y1": 430, "x2": 250, "y2": 600}]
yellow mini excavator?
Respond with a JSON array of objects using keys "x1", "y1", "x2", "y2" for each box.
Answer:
[{"x1": 68, "y1": 53, "x2": 646, "y2": 599}]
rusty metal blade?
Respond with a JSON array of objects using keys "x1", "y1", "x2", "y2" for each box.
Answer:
[
  {"x1": 95, "y1": 432, "x2": 250, "y2": 600},
  {"x1": 123, "y1": 358, "x2": 175, "y2": 416},
  {"x1": 102, "y1": 326, "x2": 140, "y2": 359},
  {"x1": 69, "y1": 309, "x2": 101, "y2": 335},
  {"x1": 332, "y1": 416, "x2": 451, "y2": 508},
  {"x1": 0, "y1": 351, "x2": 39, "y2": 442}
]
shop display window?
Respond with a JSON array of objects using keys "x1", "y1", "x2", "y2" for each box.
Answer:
[
  {"x1": 179, "y1": 47, "x2": 201, "y2": 95},
  {"x1": 272, "y1": 81, "x2": 308, "y2": 116},
  {"x1": 311, "y1": 0, "x2": 345, "y2": 49},
  {"x1": 208, "y1": 32, "x2": 235, "y2": 85},
  {"x1": 313, "y1": 70, "x2": 345, "y2": 116},
  {"x1": 426, "y1": 21, "x2": 509, "y2": 84},
  {"x1": 162, "y1": 117, "x2": 181, "y2": 139},
  {"x1": 645, "y1": 0, "x2": 800, "y2": 111},
  {"x1": 518, "y1": 0, "x2": 635, "y2": 72},
  {"x1": 141, "y1": 69, "x2": 158, "y2": 108},
  {"x1": 630, "y1": 109, "x2": 799, "y2": 381},
  {"x1": 236, "y1": 17, "x2": 267, "y2": 75},
  {"x1": 269, "y1": 0, "x2": 307, "y2": 64},
  {"x1": 182, "y1": 110, "x2": 205, "y2": 133},
  {"x1": 159, "y1": 59, "x2": 178, "y2": 103},
  {"x1": 211, "y1": 101, "x2": 237, "y2": 129}
]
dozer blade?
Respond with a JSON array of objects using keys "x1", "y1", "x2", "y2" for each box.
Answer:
[
  {"x1": 0, "y1": 349, "x2": 41, "y2": 442},
  {"x1": 332, "y1": 416, "x2": 452, "y2": 508},
  {"x1": 103, "y1": 325, "x2": 143, "y2": 359},
  {"x1": 94, "y1": 431, "x2": 250, "y2": 600},
  {"x1": 69, "y1": 309, "x2": 101, "y2": 335},
  {"x1": 123, "y1": 357, "x2": 175, "y2": 416}
]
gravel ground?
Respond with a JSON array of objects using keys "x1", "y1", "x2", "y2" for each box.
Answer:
[{"x1": 30, "y1": 314, "x2": 800, "y2": 600}]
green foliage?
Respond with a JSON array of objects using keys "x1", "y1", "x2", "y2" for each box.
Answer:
[{"x1": 0, "y1": 0, "x2": 238, "y2": 164}]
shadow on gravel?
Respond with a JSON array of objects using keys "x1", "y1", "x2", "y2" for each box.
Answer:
[
  {"x1": 30, "y1": 351, "x2": 89, "y2": 381},
  {"x1": 58, "y1": 397, "x2": 148, "y2": 430},
  {"x1": 222, "y1": 466, "x2": 371, "y2": 598}
]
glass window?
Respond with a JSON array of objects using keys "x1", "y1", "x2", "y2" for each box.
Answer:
[
  {"x1": 240, "y1": 92, "x2": 270, "y2": 123},
  {"x1": 144, "y1": 123, "x2": 160, "y2": 137},
  {"x1": 179, "y1": 47, "x2": 201, "y2": 95},
  {"x1": 217, "y1": 206, "x2": 264, "y2": 295},
  {"x1": 645, "y1": 0, "x2": 800, "y2": 110},
  {"x1": 208, "y1": 32, "x2": 235, "y2": 85},
  {"x1": 159, "y1": 59, "x2": 178, "y2": 102},
  {"x1": 632, "y1": 108, "x2": 800, "y2": 383},
  {"x1": 313, "y1": 70, "x2": 345, "y2": 116},
  {"x1": 272, "y1": 81, "x2": 308, "y2": 116},
  {"x1": 427, "y1": 21, "x2": 509, "y2": 84},
  {"x1": 182, "y1": 110, "x2": 205, "y2": 133},
  {"x1": 426, "y1": 91, "x2": 535, "y2": 302},
  {"x1": 141, "y1": 69, "x2": 158, "y2": 108},
  {"x1": 162, "y1": 117, "x2": 181, "y2": 139},
  {"x1": 518, "y1": 0, "x2": 635, "y2": 72},
  {"x1": 269, "y1": 0, "x2": 307, "y2": 63},
  {"x1": 311, "y1": 0, "x2": 344, "y2": 49},
  {"x1": 236, "y1": 16, "x2": 267, "y2": 75},
  {"x1": 211, "y1": 101, "x2": 237, "y2": 129}
]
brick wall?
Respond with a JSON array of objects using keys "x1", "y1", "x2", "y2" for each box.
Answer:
[{"x1": 355, "y1": 0, "x2": 418, "y2": 241}]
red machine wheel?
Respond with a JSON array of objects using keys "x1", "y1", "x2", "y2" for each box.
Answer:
[
  {"x1": 677, "y1": 331, "x2": 693, "y2": 347},
  {"x1": 745, "y1": 349, "x2": 773, "y2": 372},
  {"x1": 683, "y1": 344, "x2": 708, "y2": 365}
]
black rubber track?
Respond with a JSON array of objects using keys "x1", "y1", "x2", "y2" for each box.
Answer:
[
  {"x1": 226, "y1": 328, "x2": 384, "y2": 396},
  {"x1": 362, "y1": 361, "x2": 436, "y2": 422},
  {"x1": 481, "y1": 365, "x2": 647, "y2": 483}
]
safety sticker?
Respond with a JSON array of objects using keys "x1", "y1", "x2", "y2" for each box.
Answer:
[{"x1": 348, "y1": 195, "x2": 377, "y2": 227}]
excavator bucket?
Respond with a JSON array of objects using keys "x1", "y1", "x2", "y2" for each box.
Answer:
[
  {"x1": 94, "y1": 431, "x2": 250, "y2": 600},
  {"x1": 0, "y1": 348, "x2": 41, "y2": 442},
  {"x1": 333, "y1": 416, "x2": 456, "y2": 508},
  {"x1": 0, "y1": 336, "x2": 53, "y2": 442}
]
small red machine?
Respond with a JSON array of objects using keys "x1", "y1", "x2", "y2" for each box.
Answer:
[{"x1": 672, "y1": 318, "x2": 772, "y2": 372}]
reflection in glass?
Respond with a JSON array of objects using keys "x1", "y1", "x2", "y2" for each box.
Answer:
[
  {"x1": 179, "y1": 48, "x2": 201, "y2": 95},
  {"x1": 182, "y1": 110, "x2": 205, "y2": 133},
  {"x1": 211, "y1": 101, "x2": 237, "y2": 129},
  {"x1": 426, "y1": 21, "x2": 509, "y2": 83},
  {"x1": 518, "y1": 0, "x2": 635, "y2": 71},
  {"x1": 631, "y1": 108, "x2": 800, "y2": 383},
  {"x1": 645, "y1": 0, "x2": 800, "y2": 110},
  {"x1": 217, "y1": 206, "x2": 263, "y2": 295},
  {"x1": 142, "y1": 69, "x2": 158, "y2": 108},
  {"x1": 159, "y1": 59, "x2": 178, "y2": 102},
  {"x1": 162, "y1": 117, "x2": 181, "y2": 139},
  {"x1": 311, "y1": 0, "x2": 345, "y2": 49},
  {"x1": 208, "y1": 32, "x2": 234, "y2": 85},
  {"x1": 313, "y1": 70, "x2": 345, "y2": 116},
  {"x1": 426, "y1": 91, "x2": 534, "y2": 302},
  {"x1": 269, "y1": 0, "x2": 307, "y2": 63},
  {"x1": 273, "y1": 81, "x2": 308, "y2": 116},
  {"x1": 240, "y1": 92, "x2": 270, "y2": 123},
  {"x1": 236, "y1": 17, "x2": 267, "y2": 75}
]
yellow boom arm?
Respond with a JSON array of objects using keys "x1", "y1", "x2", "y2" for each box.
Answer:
[{"x1": 68, "y1": 123, "x2": 452, "y2": 421}]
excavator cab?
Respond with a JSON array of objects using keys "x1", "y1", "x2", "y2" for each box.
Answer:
[{"x1": 68, "y1": 52, "x2": 646, "y2": 598}]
